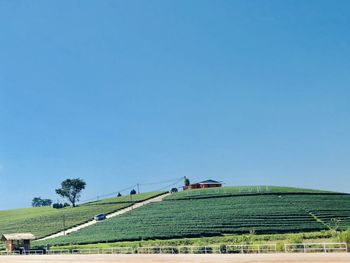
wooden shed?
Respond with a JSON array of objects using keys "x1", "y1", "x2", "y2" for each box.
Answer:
[{"x1": 1, "y1": 233, "x2": 35, "y2": 252}]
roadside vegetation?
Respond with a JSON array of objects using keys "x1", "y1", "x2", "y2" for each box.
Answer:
[
  {"x1": 337, "y1": 229, "x2": 350, "y2": 247},
  {"x1": 37, "y1": 230, "x2": 347, "y2": 252}
]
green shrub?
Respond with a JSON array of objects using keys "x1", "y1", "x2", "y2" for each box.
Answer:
[
  {"x1": 219, "y1": 244, "x2": 227, "y2": 253},
  {"x1": 276, "y1": 241, "x2": 285, "y2": 252},
  {"x1": 288, "y1": 234, "x2": 303, "y2": 244},
  {"x1": 337, "y1": 229, "x2": 350, "y2": 251}
]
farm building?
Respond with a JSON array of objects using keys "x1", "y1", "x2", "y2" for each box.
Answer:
[
  {"x1": 184, "y1": 179, "x2": 222, "y2": 190},
  {"x1": 1, "y1": 233, "x2": 35, "y2": 252}
]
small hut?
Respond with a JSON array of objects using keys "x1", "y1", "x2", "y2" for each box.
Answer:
[{"x1": 1, "y1": 233, "x2": 35, "y2": 252}]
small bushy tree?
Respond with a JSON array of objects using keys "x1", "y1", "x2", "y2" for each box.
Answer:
[
  {"x1": 55, "y1": 178, "x2": 86, "y2": 207},
  {"x1": 184, "y1": 177, "x2": 190, "y2": 186},
  {"x1": 130, "y1": 189, "x2": 137, "y2": 195},
  {"x1": 171, "y1": 188, "x2": 178, "y2": 193},
  {"x1": 32, "y1": 197, "x2": 52, "y2": 207},
  {"x1": 32, "y1": 197, "x2": 42, "y2": 207},
  {"x1": 52, "y1": 203, "x2": 70, "y2": 209}
]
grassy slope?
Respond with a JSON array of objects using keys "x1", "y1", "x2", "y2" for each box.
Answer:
[
  {"x1": 34, "y1": 186, "x2": 350, "y2": 246},
  {"x1": 0, "y1": 192, "x2": 164, "y2": 239},
  {"x1": 165, "y1": 186, "x2": 336, "y2": 200}
]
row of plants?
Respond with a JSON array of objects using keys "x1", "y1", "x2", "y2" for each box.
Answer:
[
  {"x1": 35, "y1": 194, "x2": 328, "y2": 246},
  {"x1": 165, "y1": 186, "x2": 335, "y2": 201},
  {"x1": 0, "y1": 192, "x2": 164, "y2": 239},
  {"x1": 283, "y1": 194, "x2": 350, "y2": 230}
]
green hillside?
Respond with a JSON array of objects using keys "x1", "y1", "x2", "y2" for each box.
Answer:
[
  {"x1": 165, "y1": 185, "x2": 336, "y2": 200},
  {"x1": 34, "y1": 186, "x2": 350, "y2": 246},
  {"x1": 0, "y1": 192, "x2": 164, "y2": 239},
  {"x1": 284, "y1": 194, "x2": 350, "y2": 230}
]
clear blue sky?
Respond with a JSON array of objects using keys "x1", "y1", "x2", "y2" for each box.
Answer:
[{"x1": 0, "y1": 0, "x2": 349, "y2": 209}]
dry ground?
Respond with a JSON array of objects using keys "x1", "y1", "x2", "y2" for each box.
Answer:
[{"x1": 0, "y1": 254, "x2": 349, "y2": 263}]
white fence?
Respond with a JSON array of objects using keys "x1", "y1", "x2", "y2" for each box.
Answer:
[
  {"x1": 226, "y1": 244, "x2": 277, "y2": 254},
  {"x1": 23, "y1": 250, "x2": 45, "y2": 255},
  {"x1": 72, "y1": 247, "x2": 134, "y2": 254},
  {"x1": 47, "y1": 249, "x2": 70, "y2": 255},
  {"x1": 138, "y1": 246, "x2": 180, "y2": 254},
  {"x1": 285, "y1": 242, "x2": 348, "y2": 253},
  {"x1": 0, "y1": 242, "x2": 348, "y2": 256},
  {"x1": 48, "y1": 242, "x2": 348, "y2": 254},
  {"x1": 0, "y1": 250, "x2": 44, "y2": 255},
  {"x1": 0, "y1": 251, "x2": 20, "y2": 255}
]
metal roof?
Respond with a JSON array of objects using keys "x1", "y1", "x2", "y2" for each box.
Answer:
[
  {"x1": 198, "y1": 179, "x2": 222, "y2": 184},
  {"x1": 1, "y1": 233, "x2": 35, "y2": 241}
]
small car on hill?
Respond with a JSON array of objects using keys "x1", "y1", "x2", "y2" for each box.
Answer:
[{"x1": 94, "y1": 214, "x2": 106, "y2": 221}]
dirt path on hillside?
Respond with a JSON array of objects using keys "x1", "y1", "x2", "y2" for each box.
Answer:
[
  {"x1": 0, "y1": 253, "x2": 349, "y2": 263},
  {"x1": 39, "y1": 193, "x2": 170, "y2": 241}
]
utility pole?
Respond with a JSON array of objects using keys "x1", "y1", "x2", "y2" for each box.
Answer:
[
  {"x1": 130, "y1": 193, "x2": 133, "y2": 210},
  {"x1": 63, "y1": 215, "x2": 66, "y2": 236},
  {"x1": 137, "y1": 184, "x2": 140, "y2": 194}
]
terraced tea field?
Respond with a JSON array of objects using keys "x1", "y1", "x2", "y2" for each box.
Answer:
[
  {"x1": 35, "y1": 190, "x2": 350, "y2": 246},
  {"x1": 283, "y1": 194, "x2": 350, "y2": 230},
  {"x1": 165, "y1": 186, "x2": 336, "y2": 200},
  {"x1": 0, "y1": 192, "x2": 164, "y2": 239}
]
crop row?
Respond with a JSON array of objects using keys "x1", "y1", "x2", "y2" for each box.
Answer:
[
  {"x1": 0, "y1": 192, "x2": 163, "y2": 239},
  {"x1": 282, "y1": 194, "x2": 350, "y2": 230},
  {"x1": 165, "y1": 186, "x2": 335, "y2": 201},
  {"x1": 36, "y1": 195, "x2": 328, "y2": 246}
]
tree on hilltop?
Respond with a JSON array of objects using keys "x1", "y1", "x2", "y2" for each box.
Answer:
[
  {"x1": 55, "y1": 178, "x2": 86, "y2": 207},
  {"x1": 170, "y1": 188, "x2": 178, "y2": 193},
  {"x1": 184, "y1": 176, "x2": 190, "y2": 186},
  {"x1": 32, "y1": 197, "x2": 52, "y2": 207}
]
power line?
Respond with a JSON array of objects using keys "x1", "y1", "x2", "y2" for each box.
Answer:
[
  {"x1": 138, "y1": 177, "x2": 184, "y2": 186},
  {"x1": 81, "y1": 184, "x2": 137, "y2": 203},
  {"x1": 80, "y1": 177, "x2": 184, "y2": 203},
  {"x1": 153, "y1": 178, "x2": 184, "y2": 192}
]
